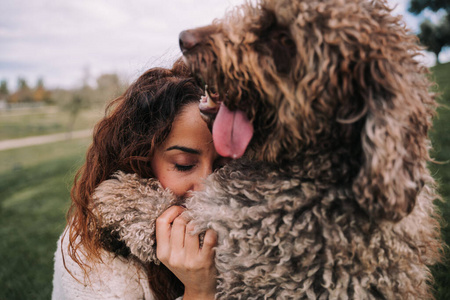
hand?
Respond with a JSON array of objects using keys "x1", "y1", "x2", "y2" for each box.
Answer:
[{"x1": 156, "y1": 206, "x2": 217, "y2": 300}]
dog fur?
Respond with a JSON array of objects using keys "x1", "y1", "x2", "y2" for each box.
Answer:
[{"x1": 93, "y1": 0, "x2": 442, "y2": 298}]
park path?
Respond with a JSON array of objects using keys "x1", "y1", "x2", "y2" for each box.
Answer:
[{"x1": 0, "y1": 129, "x2": 92, "y2": 151}]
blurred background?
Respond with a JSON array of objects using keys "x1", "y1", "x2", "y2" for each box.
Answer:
[{"x1": 0, "y1": 0, "x2": 449, "y2": 299}]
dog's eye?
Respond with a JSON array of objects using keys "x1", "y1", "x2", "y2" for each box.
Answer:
[
  {"x1": 279, "y1": 34, "x2": 295, "y2": 48},
  {"x1": 253, "y1": 21, "x2": 296, "y2": 74},
  {"x1": 269, "y1": 30, "x2": 296, "y2": 74}
]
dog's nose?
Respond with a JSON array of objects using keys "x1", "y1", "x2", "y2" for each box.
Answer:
[{"x1": 179, "y1": 30, "x2": 199, "y2": 53}]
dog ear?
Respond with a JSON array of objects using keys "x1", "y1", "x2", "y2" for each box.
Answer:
[{"x1": 351, "y1": 59, "x2": 434, "y2": 222}]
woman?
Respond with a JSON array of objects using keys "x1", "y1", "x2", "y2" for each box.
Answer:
[{"x1": 52, "y1": 60, "x2": 219, "y2": 300}]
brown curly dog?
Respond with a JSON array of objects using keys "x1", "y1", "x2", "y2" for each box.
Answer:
[
  {"x1": 175, "y1": 0, "x2": 443, "y2": 298},
  {"x1": 88, "y1": 0, "x2": 442, "y2": 298}
]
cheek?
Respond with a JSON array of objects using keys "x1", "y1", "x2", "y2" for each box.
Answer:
[
  {"x1": 157, "y1": 171, "x2": 191, "y2": 197},
  {"x1": 152, "y1": 158, "x2": 190, "y2": 197}
]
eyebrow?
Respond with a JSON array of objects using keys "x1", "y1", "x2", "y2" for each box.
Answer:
[{"x1": 165, "y1": 145, "x2": 200, "y2": 155}]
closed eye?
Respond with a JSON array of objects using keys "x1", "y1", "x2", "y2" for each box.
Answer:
[{"x1": 174, "y1": 164, "x2": 195, "y2": 172}]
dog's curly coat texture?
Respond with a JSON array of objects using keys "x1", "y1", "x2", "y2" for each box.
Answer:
[
  {"x1": 91, "y1": 173, "x2": 179, "y2": 264},
  {"x1": 92, "y1": 0, "x2": 442, "y2": 298}
]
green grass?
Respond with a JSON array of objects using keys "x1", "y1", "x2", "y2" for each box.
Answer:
[
  {"x1": 0, "y1": 139, "x2": 90, "y2": 300},
  {"x1": 0, "y1": 108, "x2": 103, "y2": 140},
  {"x1": 429, "y1": 61, "x2": 450, "y2": 300}
]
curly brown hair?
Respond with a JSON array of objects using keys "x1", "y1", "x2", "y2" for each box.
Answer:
[{"x1": 64, "y1": 59, "x2": 203, "y2": 300}]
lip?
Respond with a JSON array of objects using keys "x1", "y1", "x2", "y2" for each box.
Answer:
[{"x1": 199, "y1": 85, "x2": 221, "y2": 119}]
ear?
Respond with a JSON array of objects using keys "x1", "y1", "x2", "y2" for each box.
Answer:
[{"x1": 352, "y1": 60, "x2": 434, "y2": 222}]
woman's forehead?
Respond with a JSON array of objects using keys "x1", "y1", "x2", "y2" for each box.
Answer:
[{"x1": 164, "y1": 103, "x2": 214, "y2": 150}]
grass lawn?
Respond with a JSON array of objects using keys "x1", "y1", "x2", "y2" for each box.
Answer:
[
  {"x1": 0, "y1": 138, "x2": 90, "y2": 300},
  {"x1": 0, "y1": 107, "x2": 103, "y2": 141}
]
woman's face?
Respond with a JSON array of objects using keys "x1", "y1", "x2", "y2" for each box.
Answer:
[{"x1": 151, "y1": 102, "x2": 222, "y2": 198}]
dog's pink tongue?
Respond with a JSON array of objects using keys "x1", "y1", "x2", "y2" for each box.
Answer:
[{"x1": 212, "y1": 103, "x2": 253, "y2": 159}]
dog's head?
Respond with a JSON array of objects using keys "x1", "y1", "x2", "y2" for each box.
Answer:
[{"x1": 180, "y1": 0, "x2": 436, "y2": 221}]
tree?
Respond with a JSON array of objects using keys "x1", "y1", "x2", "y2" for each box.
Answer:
[
  {"x1": 66, "y1": 94, "x2": 83, "y2": 137},
  {"x1": 0, "y1": 80, "x2": 8, "y2": 99},
  {"x1": 9, "y1": 78, "x2": 33, "y2": 103},
  {"x1": 32, "y1": 78, "x2": 52, "y2": 103},
  {"x1": 63, "y1": 67, "x2": 94, "y2": 136},
  {"x1": 409, "y1": 0, "x2": 450, "y2": 64},
  {"x1": 418, "y1": 18, "x2": 450, "y2": 64},
  {"x1": 94, "y1": 73, "x2": 126, "y2": 105},
  {"x1": 409, "y1": 0, "x2": 449, "y2": 14}
]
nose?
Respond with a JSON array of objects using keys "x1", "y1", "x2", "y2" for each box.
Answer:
[{"x1": 179, "y1": 30, "x2": 199, "y2": 53}]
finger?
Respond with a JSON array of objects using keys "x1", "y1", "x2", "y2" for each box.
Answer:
[
  {"x1": 170, "y1": 214, "x2": 189, "y2": 250},
  {"x1": 200, "y1": 229, "x2": 218, "y2": 258},
  {"x1": 184, "y1": 222, "x2": 200, "y2": 257},
  {"x1": 156, "y1": 206, "x2": 185, "y2": 258}
]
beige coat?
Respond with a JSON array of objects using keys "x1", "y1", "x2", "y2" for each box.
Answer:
[{"x1": 52, "y1": 231, "x2": 154, "y2": 300}]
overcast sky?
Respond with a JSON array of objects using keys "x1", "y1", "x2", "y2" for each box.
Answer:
[{"x1": 1, "y1": 0, "x2": 448, "y2": 90}]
